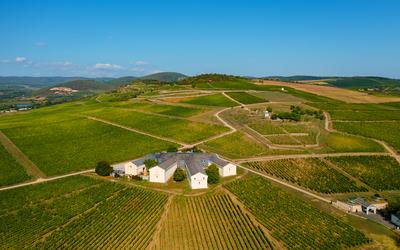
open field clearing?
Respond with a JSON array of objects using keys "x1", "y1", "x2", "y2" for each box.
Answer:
[
  {"x1": 152, "y1": 192, "x2": 273, "y2": 249},
  {"x1": 248, "y1": 121, "x2": 286, "y2": 135},
  {"x1": 256, "y1": 80, "x2": 400, "y2": 103},
  {"x1": 0, "y1": 175, "x2": 168, "y2": 249},
  {"x1": 329, "y1": 110, "x2": 400, "y2": 121},
  {"x1": 87, "y1": 108, "x2": 228, "y2": 144},
  {"x1": 200, "y1": 131, "x2": 303, "y2": 159},
  {"x1": 110, "y1": 101, "x2": 207, "y2": 117},
  {"x1": 322, "y1": 132, "x2": 384, "y2": 153},
  {"x1": 225, "y1": 91, "x2": 266, "y2": 104},
  {"x1": 175, "y1": 93, "x2": 237, "y2": 107},
  {"x1": 0, "y1": 142, "x2": 30, "y2": 187},
  {"x1": 308, "y1": 101, "x2": 399, "y2": 111},
  {"x1": 265, "y1": 134, "x2": 301, "y2": 145},
  {"x1": 194, "y1": 79, "x2": 269, "y2": 90},
  {"x1": 245, "y1": 158, "x2": 367, "y2": 193},
  {"x1": 225, "y1": 176, "x2": 371, "y2": 249},
  {"x1": 1, "y1": 117, "x2": 176, "y2": 176},
  {"x1": 327, "y1": 156, "x2": 400, "y2": 191},
  {"x1": 250, "y1": 91, "x2": 305, "y2": 102},
  {"x1": 333, "y1": 121, "x2": 400, "y2": 152}
]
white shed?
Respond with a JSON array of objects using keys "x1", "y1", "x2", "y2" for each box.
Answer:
[{"x1": 189, "y1": 172, "x2": 208, "y2": 189}]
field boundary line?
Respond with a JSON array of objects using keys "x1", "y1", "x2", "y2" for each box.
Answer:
[
  {"x1": 0, "y1": 130, "x2": 45, "y2": 179},
  {"x1": 238, "y1": 164, "x2": 331, "y2": 203},
  {"x1": 0, "y1": 169, "x2": 94, "y2": 191},
  {"x1": 146, "y1": 194, "x2": 175, "y2": 250},
  {"x1": 85, "y1": 116, "x2": 190, "y2": 148}
]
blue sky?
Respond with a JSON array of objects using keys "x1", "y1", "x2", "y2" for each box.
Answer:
[{"x1": 0, "y1": 0, "x2": 399, "y2": 78}]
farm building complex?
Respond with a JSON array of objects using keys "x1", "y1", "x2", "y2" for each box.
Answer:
[{"x1": 112, "y1": 152, "x2": 237, "y2": 189}]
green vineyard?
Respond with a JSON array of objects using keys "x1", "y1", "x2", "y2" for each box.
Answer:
[
  {"x1": 225, "y1": 176, "x2": 370, "y2": 250},
  {"x1": 245, "y1": 158, "x2": 367, "y2": 193},
  {"x1": 0, "y1": 176, "x2": 168, "y2": 249},
  {"x1": 152, "y1": 192, "x2": 273, "y2": 249}
]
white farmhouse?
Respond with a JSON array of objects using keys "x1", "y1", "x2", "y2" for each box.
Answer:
[
  {"x1": 149, "y1": 156, "x2": 177, "y2": 183},
  {"x1": 111, "y1": 158, "x2": 147, "y2": 176}
]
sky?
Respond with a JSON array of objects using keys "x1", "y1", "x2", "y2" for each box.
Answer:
[{"x1": 0, "y1": 0, "x2": 399, "y2": 78}]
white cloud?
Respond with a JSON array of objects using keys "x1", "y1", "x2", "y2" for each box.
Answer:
[
  {"x1": 15, "y1": 56, "x2": 26, "y2": 62},
  {"x1": 93, "y1": 63, "x2": 122, "y2": 70},
  {"x1": 134, "y1": 60, "x2": 149, "y2": 65}
]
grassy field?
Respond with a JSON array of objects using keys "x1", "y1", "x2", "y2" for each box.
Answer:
[
  {"x1": 225, "y1": 176, "x2": 371, "y2": 249},
  {"x1": 153, "y1": 192, "x2": 273, "y2": 249},
  {"x1": 327, "y1": 156, "x2": 400, "y2": 191},
  {"x1": 329, "y1": 110, "x2": 400, "y2": 121},
  {"x1": 179, "y1": 93, "x2": 237, "y2": 107},
  {"x1": 200, "y1": 131, "x2": 303, "y2": 159},
  {"x1": 246, "y1": 158, "x2": 367, "y2": 193},
  {"x1": 88, "y1": 108, "x2": 228, "y2": 144},
  {"x1": 0, "y1": 142, "x2": 30, "y2": 187},
  {"x1": 265, "y1": 135, "x2": 301, "y2": 145},
  {"x1": 251, "y1": 91, "x2": 305, "y2": 102},
  {"x1": 323, "y1": 132, "x2": 384, "y2": 153},
  {"x1": 248, "y1": 122, "x2": 286, "y2": 135},
  {"x1": 334, "y1": 121, "x2": 400, "y2": 152},
  {"x1": 111, "y1": 101, "x2": 206, "y2": 117},
  {"x1": 0, "y1": 175, "x2": 168, "y2": 249},
  {"x1": 2, "y1": 117, "x2": 177, "y2": 176},
  {"x1": 225, "y1": 91, "x2": 266, "y2": 104}
]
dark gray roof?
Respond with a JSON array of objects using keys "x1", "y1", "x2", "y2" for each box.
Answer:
[
  {"x1": 209, "y1": 154, "x2": 229, "y2": 167},
  {"x1": 182, "y1": 153, "x2": 209, "y2": 176},
  {"x1": 353, "y1": 198, "x2": 375, "y2": 208}
]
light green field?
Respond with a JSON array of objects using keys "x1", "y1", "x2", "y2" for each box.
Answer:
[
  {"x1": 225, "y1": 91, "x2": 266, "y2": 104},
  {"x1": 88, "y1": 108, "x2": 228, "y2": 144},
  {"x1": 180, "y1": 93, "x2": 237, "y2": 107},
  {"x1": 2, "y1": 117, "x2": 177, "y2": 176},
  {"x1": 329, "y1": 110, "x2": 400, "y2": 121},
  {"x1": 0, "y1": 142, "x2": 30, "y2": 187},
  {"x1": 251, "y1": 91, "x2": 305, "y2": 102},
  {"x1": 0, "y1": 176, "x2": 168, "y2": 249},
  {"x1": 265, "y1": 135, "x2": 301, "y2": 145},
  {"x1": 323, "y1": 132, "x2": 384, "y2": 153},
  {"x1": 111, "y1": 101, "x2": 206, "y2": 117},
  {"x1": 200, "y1": 131, "x2": 303, "y2": 159}
]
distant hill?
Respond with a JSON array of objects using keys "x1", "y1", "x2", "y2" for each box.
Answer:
[
  {"x1": 0, "y1": 76, "x2": 90, "y2": 87},
  {"x1": 265, "y1": 76, "x2": 332, "y2": 81},
  {"x1": 326, "y1": 77, "x2": 400, "y2": 89},
  {"x1": 139, "y1": 72, "x2": 186, "y2": 82}
]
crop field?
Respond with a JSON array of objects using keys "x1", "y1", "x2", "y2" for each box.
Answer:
[
  {"x1": 225, "y1": 176, "x2": 371, "y2": 249},
  {"x1": 152, "y1": 192, "x2": 273, "y2": 249},
  {"x1": 200, "y1": 131, "x2": 302, "y2": 159},
  {"x1": 88, "y1": 108, "x2": 228, "y2": 144},
  {"x1": 329, "y1": 110, "x2": 400, "y2": 121},
  {"x1": 327, "y1": 156, "x2": 400, "y2": 191},
  {"x1": 248, "y1": 122, "x2": 286, "y2": 135},
  {"x1": 110, "y1": 101, "x2": 206, "y2": 117},
  {"x1": 1, "y1": 117, "x2": 176, "y2": 176},
  {"x1": 0, "y1": 142, "x2": 30, "y2": 187},
  {"x1": 0, "y1": 175, "x2": 168, "y2": 249},
  {"x1": 245, "y1": 158, "x2": 367, "y2": 193},
  {"x1": 251, "y1": 91, "x2": 305, "y2": 102},
  {"x1": 322, "y1": 132, "x2": 384, "y2": 153},
  {"x1": 196, "y1": 80, "x2": 262, "y2": 90},
  {"x1": 178, "y1": 93, "x2": 237, "y2": 107},
  {"x1": 225, "y1": 91, "x2": 266, "y2": 104},
  {"x1": 265, "y1": 135, "x2": 301, "y2": 145},
  {"x1": 333, "y1": 121, "x2": 400, "y2": 152}
]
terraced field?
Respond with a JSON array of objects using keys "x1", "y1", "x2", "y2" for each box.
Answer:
[
  {"x1": 0, "y1": 142, "x2": 30, "y2": 187},
  {"x1": 152, "y1": 192, "x2": 273, "y2": 249},
  {"x1": 225, "y1": 176, "x2": 371, "y2": 249},
  {"x1": 0, "y1": 176, "x2": 168, "y2": 249},
  {"x1": 1, "y1": 117, "x2": 176, "y2": 175},
  {"x1": 327, "y1": 156, "x2": 400, "y2": 191},
  {"x1": 225, "y1": 91, "x2": 266, "y2": 104},
  {"x1": 246, "y1": 158, "x2": 367, "y2": 193},
  {"x1": 89, "y1": 108, "x2": 228, "y2": 144}
]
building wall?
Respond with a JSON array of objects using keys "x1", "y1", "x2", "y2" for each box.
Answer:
[
  {"x1": 125, "y1": 162, "x2": 145, "y2": 176},
  {"x1": 190, "y1": 173, "x2": 208, "y2": 189},
  {"x1": 149, "y1": 166, "x2": 166, "y2": 183},
  {"x1": 333, "y1": 201, "x2": 362, "y2": 213},
  {"x1": 165, "y1": 164, "x2": 177, "y2": 182},
  {"x1": 371, "y1": 202, "x2": 388, "y2": 210},
  {"x1": 391, "y1": 214, "x2": 400, "y2": 227},
  {"x1": 220, "y1": 163, "x2": 236, "y2": 177}
]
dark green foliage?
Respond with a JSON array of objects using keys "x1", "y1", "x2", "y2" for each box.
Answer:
[
  {"x1": 266, "y1": 106, "x2": 272, "y2": 112},
  {"x1": 95, "y1": 161, "x2": 112, "y2": 176},
  {"x1": 271, "y1": 105, "x2": 323, "y2": 121},
  {"x1": 173, "y1": 168, "x2": 185, "y2": 182},
  {"x1": 144, "y1": 159, "x2": 157, "y2": 169},
  {"x1": 206, "y1": 164, "x2": 219, "y2": 184}
]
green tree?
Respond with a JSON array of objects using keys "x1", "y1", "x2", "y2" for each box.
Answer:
[
  {"x1": 266, "y1": 106, "x2": 272, "y2": 112},
  {"x1": 144, "y1": 159, "x2": 157, "y2": 169},
  {"x1": 206, "y1": 164, "x2": 220, "y2": 184},
  {"x1": 173, "y1": 168, "x2": 185, "y2": 182},
  {"x1": 95, "y1": 161, "x2": 113, "y2": 176}
]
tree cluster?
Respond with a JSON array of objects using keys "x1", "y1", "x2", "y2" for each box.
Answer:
[
  {"x1": 95, "y1": 161, "x2": 113, "y2": 176},
  {"x1": 271, "y1": 105, "x2": 324, "y2": 121},
  {"x1": 173, "y1": 168, "x2": 186, "y2": 182},
  {"x1": 206, "y1": 164, "x2": 220, "y2": 184}
]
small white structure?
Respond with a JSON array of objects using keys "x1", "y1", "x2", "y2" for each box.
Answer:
[
  {"x1": 111, "y1": 159, "x2": 146, "y2": 177},
  {"x1": 391, "y1": 214, "x2": 400, "y2": 228},
  {"x1": 189, "y1": 172, "x2": 208, "y2": 189},
  {"x1": 333, "y1": 200, "x2": 362, "y2": 213},
  {"x1": 263, "y1": 111, "x2": 271, "y2": 119},
  {"x1": 149, "y1": 158, "x2": 177, "y2": 183}
]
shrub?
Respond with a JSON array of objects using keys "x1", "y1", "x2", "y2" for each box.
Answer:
[
  {"x1": 173, "y1": 168, "x2": 185, "y2": 182},
  {"x1": 206, "y1": 164, "x2": 219, "y2": 184},
  {"x1": 95, "y1": 161, "x2": 113, "y2": 176},
  {"x1": 144, "y1": 159, "x2": 157, "y2": 169}
]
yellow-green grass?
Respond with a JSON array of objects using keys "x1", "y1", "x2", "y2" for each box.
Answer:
[
  {"x1": 110, "y1": 101, "x2": 207, "y2": 117},
  {"x1": 0, "y1": 142, "x2": 30, "y2": 187},
  {"x1": 154, "y1": 192, "x2": 273, "y2": 249},
  {"x1": 2, "y1": 117, "x2": 177, "y2": 176},
  {"x1": 327, "y1": 156, "x2": 400, "y2": 191},
  {"x1": 0, "y1": 176, "x2": 168, "y2": 249},
  {"x1": 265, "y1": 135, "x2": 301, "y2": 145},
  {"x1": 225, "y1": 176, "x2": 371, "y2": 249},
  {"x1": 225, "y1": 91, "x2": 266, "y2": 104},
  {"x1": 200, "y1": 131, "x2": 303, "y2": 159},
  {"x1": 180, "y1": 93, "x2": 237, "y2": 107},
  {"x1": 329, "y1": 110, "x2": 400, "y2": 121},
  {"x1": 323, "y1": 132, "x2": 384, "y2": 153},
  {"x1": 88, "y1": 108, "x2": 228, "y2": 144},
  {"x1": 245, "y1": 158, "x2": 367, "y2": 193},
  {"x1": 251, "y1": 91, "x2": 306, "y2": 102},
  {"x1": 248, "y1": 122, "x2": 286, "y2": 135},
  {"x1": 280, "y1": 123, "x2": 309, "y2": 133},
  {"x1": 333, "y1": 121, "x2": 400, "y2": 152}
]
